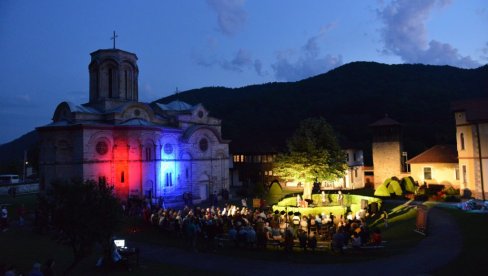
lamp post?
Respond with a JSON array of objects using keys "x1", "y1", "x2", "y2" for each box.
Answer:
[{"x1": 23, "y1": 150, "x2": 27, "y2": 182}]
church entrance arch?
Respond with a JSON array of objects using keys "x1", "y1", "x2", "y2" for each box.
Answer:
[{"x1": 198, "y1": 174, "x2": 210, "y2": 201}]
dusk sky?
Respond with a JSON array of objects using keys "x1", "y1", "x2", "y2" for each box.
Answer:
[{"x1": 1, "y1": 0, "x2": 487, "y2": 144}]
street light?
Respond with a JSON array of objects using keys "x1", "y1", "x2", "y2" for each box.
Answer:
[{"x1": 23, "y1": 150, "x2": 29, "y2": 182}]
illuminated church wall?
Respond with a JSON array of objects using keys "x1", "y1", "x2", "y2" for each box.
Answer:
[{"x1": 37, "y1": 48, "x2": 230, "y2": 204}]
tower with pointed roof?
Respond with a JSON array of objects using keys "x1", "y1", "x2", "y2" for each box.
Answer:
[{"x1": 370, "y1": 115, "x2": 403, "y2": 187}]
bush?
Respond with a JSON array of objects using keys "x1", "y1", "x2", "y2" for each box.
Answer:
[
  {"x1": 444, "y1": 186, "x2": 460, "y2": 196},
  {"x1": 268, "y1": 182, "x2": 282, "y2": 197}
]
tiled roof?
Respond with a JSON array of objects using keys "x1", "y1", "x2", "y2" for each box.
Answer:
[
  {"x1": 156, "y1": 100, "x2": 194, "y2": 111},
  {"x1": 407, "y1": 145, "x2": 458, "y2": 164},
  {"x1": 369, "y1": 115, "x2": 401, "y2": 127}
]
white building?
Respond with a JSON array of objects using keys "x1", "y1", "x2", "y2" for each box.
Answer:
[{"x1": 37, "y1": 48, "x2": 230, "y2": 204}]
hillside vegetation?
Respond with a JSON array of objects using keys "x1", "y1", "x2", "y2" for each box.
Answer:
[
  {"x1": 155, "y1": 62, "x2": 488, "y2": 159},
  {"x1": 1, "y1": 61, "x2": 487, "y2": 173}
]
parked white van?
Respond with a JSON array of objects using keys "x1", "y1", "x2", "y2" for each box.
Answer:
[{"x1": 0, "y1": 175, "x2": 20, "y2": 185}]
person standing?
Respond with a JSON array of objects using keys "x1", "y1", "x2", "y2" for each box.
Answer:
[
  {"x1": 338, "y1": 190, "x2": 344, "y2": 207},
  {"x1": 1, "y1": 205, "x2": 8, "y2": 232},
  {"x1": 17, "y1": 204, "x2": 26, "y2": 227},
  {"x1": 383, "y1": 211, "x2": 389, "y2": 228}
]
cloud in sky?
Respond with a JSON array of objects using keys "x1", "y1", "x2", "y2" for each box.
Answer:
[
  {"x1": 378, "y1": 0, "x2": 479, "y2": 68},
  {"x1": 206, "y1": 0, "x2": 247, "y2": 36},
  {"x1": 271, "y1": 29, "x2": 343, "y2": 82},
  {"x1": 482, "y1": 42, "x2": 488, "y2": 61},
  {"x1": 221, "y1": 48, "x2": 253, "y2": 72},
  {"x1": 195, "y1": 46, "x2": 266, "y2": 76}
]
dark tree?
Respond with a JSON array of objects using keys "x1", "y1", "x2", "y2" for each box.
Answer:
[{"x1": 39, "y1": 179, "x2": 123, "y2": 273}]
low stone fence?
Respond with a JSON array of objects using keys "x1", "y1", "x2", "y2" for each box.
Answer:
[{"x1": 0, "y1": 183, "x2": 39, "y2": 196}]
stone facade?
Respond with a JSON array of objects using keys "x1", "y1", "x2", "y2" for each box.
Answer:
[
  {"x1": 370, "y1": 116, "x2": 403, "y2": 188},
  {"x1": 37, "y1": 48, "x2": 230, "y2": 204},
  {"x1": 452, "y1": 99, "x2": 488, "y2": 199}
]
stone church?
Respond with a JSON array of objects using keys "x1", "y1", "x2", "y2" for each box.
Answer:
[{"x1": 37, "y1": 48, "x2": 230, "y2": 204}]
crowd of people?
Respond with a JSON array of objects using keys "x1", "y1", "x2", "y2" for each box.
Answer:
[{"x1": 133, "y1": 198, "x2": 383, "y2": 253}]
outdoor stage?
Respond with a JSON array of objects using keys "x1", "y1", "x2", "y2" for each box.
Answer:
[{"x1": 272, "y1": 193, "x2": 382, "y2": 218}]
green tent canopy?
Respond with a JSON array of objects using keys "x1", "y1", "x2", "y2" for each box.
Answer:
[{"x1": 374, "y1": 184, "x2": 390, "y2": 197}]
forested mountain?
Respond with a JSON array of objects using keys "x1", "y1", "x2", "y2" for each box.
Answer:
[
  {"x1": 155, "y1": 62, "x2": 488, "y2": 163},
  {"x1": 1, "y1": 61, "x2": 487, "y2": 173}
]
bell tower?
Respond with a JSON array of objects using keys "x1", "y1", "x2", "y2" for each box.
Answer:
[
  {"x1": 87, "y1": 48, "x2": 139, "y2": 110},
  {"x1": 370, "y1": 115, "x2": 403, "y2": 187}
]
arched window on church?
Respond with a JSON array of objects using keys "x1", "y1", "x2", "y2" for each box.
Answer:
[
  {"x1": 460, "y1": 133, "x2": 465, "y2": 150},
  {"x1": 145, "y1": 147, "x2": 152, "y2": 161},
  {"x1": 108, "y1": 68, "x2": 113, "y2": 98},
  {"x1": 165, "y1": 172, "x2": 172, "y2": 187}
]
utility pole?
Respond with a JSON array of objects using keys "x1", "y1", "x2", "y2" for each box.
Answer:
[{"x1": 23, "y1": 150, "x2": 27, "y2": 182}]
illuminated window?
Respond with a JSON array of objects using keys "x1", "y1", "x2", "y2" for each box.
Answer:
[
  {"x1": 264, "y1": 171, "x2": 268, "y2": 176},
  {"x1": 269, "y1": 170, "x2": 273, "y2": 176},
  {"x1": 460, "y1": 133, "x2": 465, "y2": 150},
  {"x1": 240, "y1": 155, "x2": 244, "y2": 162},
  {"x1": 423, "y1": 167, "x2": 432, "y2": 180}
]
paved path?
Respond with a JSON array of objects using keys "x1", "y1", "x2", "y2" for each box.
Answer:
[{"x1": 133, "y1": 205, "x2": 461, "y2": 276}]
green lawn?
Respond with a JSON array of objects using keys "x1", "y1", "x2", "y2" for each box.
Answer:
[{"x1": 2, "y1": 192, "x2": 485, "y2": 274}]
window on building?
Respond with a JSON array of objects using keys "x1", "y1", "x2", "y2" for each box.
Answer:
[
  {"x1": 460, "y1": 133, "x2": 465, "y2": 150},
  {"x1": 199, "y1": 138, "x2": 208, "y2": 152},
  {"x1": 164, "y1": 143, "x2": 173, "y2": 155},
  {"x1": 269, "y1": 170, "x2": 273, "y2": 176},
  {"x1": 108, "y1": 68, "x2": 113, "y2": 98},
  {"x1": 145, "y1": 147, "x2": 152, "y2": 161},
  {"x1": 353, "y1": 152, "x2": 357, "y2": 162},
  {"x1": 462, "y1": 165, "x2": 467, "y2": 184},
  {"x1": 354, "y1": 169, "x2": 358, "y2": 178},
  {"x1": 455, "y1": 167, "x2": 459, "y2": 180},
  {"x1": 185, "y1": 168, "x2": 189, "y2": 179},
  {"x1": 96, "y1": 141, "x2": 108, "y2": 155},
  {"x1": 121, "y1": 171, "x2": 125, "y2": 183},
  {"x1": 423, "y1": 167, "x2": 432, "y2": 180},
  {"x1": 124, "y1": 70, "x2": 128, "y2": 99},
  {"x1": 166, "y1": 172, "x2": 173, "y2": 187},
  {"x1": 98, "y1": 176, "x2": 106, "y2": 184},
  {"x1": 264, "y1": 171, "x2": 268, "y2": 176}
]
